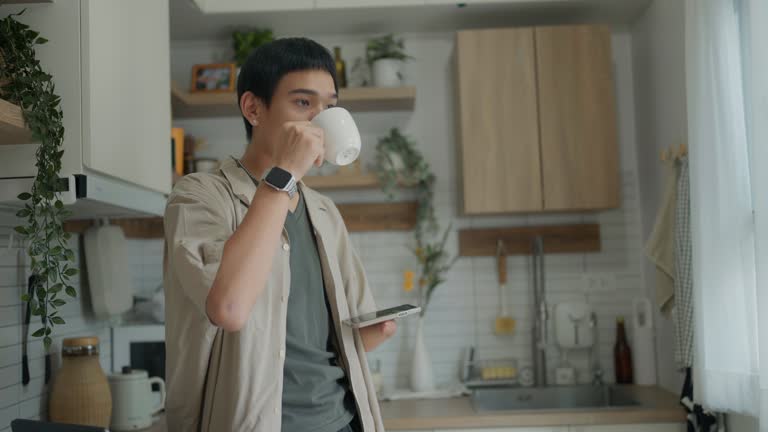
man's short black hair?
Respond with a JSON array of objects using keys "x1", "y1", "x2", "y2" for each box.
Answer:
[{"x1": 236, "y1": 37, "x2": 338, "y2": 141}]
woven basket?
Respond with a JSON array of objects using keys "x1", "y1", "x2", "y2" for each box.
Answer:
[{"x1": 48, "y1": 336, "x2": 112, "y2": 427}]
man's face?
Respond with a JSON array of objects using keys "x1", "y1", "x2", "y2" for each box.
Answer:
[{"x1": 253, "y1": 69, "x2": 338, "y2": 155}]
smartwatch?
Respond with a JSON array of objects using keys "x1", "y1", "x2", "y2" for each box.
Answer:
[{"x1": 261, "y1": 166, "x2": 297, "y2": 199}]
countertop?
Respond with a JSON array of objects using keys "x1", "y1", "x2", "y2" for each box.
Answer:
[
  {"x1": 379, "y1": 386, "x2": 686, "y2": 430},
  {"x1": 141, "y1": 386, "x2": 685, "y2": 431}
]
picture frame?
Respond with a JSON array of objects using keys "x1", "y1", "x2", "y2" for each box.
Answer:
[{"x1": 190, "y1": 63, "x2": 236, "y2": 93}]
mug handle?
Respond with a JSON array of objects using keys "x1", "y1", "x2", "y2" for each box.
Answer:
[{"x1": 148, "y1": 377, "x2": 166, "y2": 415}]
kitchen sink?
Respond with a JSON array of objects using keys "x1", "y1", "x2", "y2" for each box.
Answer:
[{"x1": 471, "y1": 385, "x2": 641, "y2": 412}]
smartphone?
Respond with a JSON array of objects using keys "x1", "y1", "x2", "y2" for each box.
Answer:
[
  {"x1": 343, "y1": 304, "x2": 421, "y2": 328},
  {"x1": 11, "y1": 419, "x2": 108, "y2": 432}
]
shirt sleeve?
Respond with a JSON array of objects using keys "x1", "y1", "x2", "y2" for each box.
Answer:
[{"x1": 164, "y1": 174, "x2": 233, "y2": 319}]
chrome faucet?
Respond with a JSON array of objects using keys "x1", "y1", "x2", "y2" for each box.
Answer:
[{"x1": 531, "y1": 236, "x2": 548, "y2": 387}]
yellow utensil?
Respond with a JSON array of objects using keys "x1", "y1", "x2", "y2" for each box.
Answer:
[{"x1": 495, "y1": 240, "x2": 516, "y2": 335}]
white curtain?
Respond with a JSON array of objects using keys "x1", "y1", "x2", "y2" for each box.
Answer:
[
  {"x1": 741, "y1": 0, "x2": 768, "y2": 428},
  {"x1": 686, "y1": 0, "x2": 767, "y2": 428}
]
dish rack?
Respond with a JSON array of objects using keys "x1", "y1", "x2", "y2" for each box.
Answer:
[{"x1": 463, "y1": 357, "x2": 519, "y2": 388}]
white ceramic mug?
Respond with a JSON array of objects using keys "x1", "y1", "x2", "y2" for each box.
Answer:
[
  {"x1": 311, "y1": 107, "x2": 361, "y2": 166},
  {"x1": 108, "y1": 368, "x2": 165, "y2": 431}
]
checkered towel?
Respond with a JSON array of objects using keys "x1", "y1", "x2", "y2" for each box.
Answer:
[{"x1": 674, "y1": 157, "x2": 694, "y2": 367}]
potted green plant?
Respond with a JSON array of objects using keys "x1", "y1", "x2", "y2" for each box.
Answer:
[
  {"x1": 232, "y1": 28, "x2": 274, "y2": 74},
  {"x1": 1, "y1": 11, "x2": 77, "y2": 349},
  {"x1": 373, "y1": 128, "x2": 457, "y2": 392},
  {"x1": 366, "y1": 34, "x2": 412, "y2": 87}
]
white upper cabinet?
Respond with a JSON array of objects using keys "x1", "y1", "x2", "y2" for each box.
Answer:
[
  {"x1": 0, "y1": 0, "x2": 171, "y2": 216},
  {"x1": 424, "y1": 0, "x2": 516, "y2": 4},
  {"x1": 81, "y1": 0, "x2": 171, "y2": 195},
  {"x1": 192, "y1": 0, "x2": 314, "y2": 13},
  {"x1": 316, "y1": 0, "x2": 425, "y2": 8},
  {"x1": 193, "y1": 0, "x2": 580, "y2": 10}
]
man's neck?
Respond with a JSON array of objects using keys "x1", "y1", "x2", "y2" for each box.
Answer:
[
  {"x1": 239, "y1": 141, "x2": 273, "y2": 180},
  {"x1": 239, "y1": 141, "x2": 301, "y2": 212}
]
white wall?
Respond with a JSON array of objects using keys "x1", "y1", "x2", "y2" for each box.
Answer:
[
  {"x1": 0, "y1": 212, "x2": 113, "y2": 432},
  {"x1": 630, "y1": 0, "x2": 687, "y2": 395},
  {"x1": 170, "y1": 29, "x2": 651, "y2": 391}
]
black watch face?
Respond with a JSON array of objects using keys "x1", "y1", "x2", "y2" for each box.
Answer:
[{"x1": 266, "y1": 167, "x2": 292, "y2": 188}]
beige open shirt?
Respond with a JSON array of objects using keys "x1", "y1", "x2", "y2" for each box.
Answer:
[{"x1": 162, "y1": 157, "x2": 384, "y2": 432}]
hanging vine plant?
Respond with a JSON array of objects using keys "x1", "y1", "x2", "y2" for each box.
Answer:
[
  {"x1": 373, "y1": 128, "x2": 457, "y2": 317},
  {"x1": 1, "y1": 11, "x2": 77, "y2": 349}
]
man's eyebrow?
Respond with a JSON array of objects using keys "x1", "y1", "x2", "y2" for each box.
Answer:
[{"x1": 288, "y1": 88, "x2": 338, "y2": 99}]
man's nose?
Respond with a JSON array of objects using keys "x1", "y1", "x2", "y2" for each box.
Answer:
[{"x1": 309, "y1": 105, "x2": 327, "y2": 120}]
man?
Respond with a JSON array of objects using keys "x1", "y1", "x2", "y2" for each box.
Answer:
[{"x1": 163, "y1": 38, "x2": 397, "y2": 432}]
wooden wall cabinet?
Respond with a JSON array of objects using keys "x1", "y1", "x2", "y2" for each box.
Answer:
[{"x1": 456, "y1": 25, "x2": 620, "y2": 215}]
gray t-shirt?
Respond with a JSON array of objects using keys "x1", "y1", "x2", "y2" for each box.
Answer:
[{"x1": 281, "y1": 190, "x2": 356, "y2": 432}]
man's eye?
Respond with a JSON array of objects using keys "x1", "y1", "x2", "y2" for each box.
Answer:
[{"x1": 295, "y1": 99, "x2": 310, "y2": 107}]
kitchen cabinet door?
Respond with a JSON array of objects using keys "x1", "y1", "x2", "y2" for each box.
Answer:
[
  {"x1": 534, "y1": 25, "x2": 620, "y2": 211},
  {"x1": 316, "y1": 0, "x2": 424, "y2": 8},
  {"x1": 425, "y1": 0, "x2": 516, "y2": 4},
  {"x1": 193, "y1": 0, "x2": 314, "y2": 13},
  {"x1": 455, "y1": 28, "x2": 543, "y2": 214},
  {"x1": 569, "y1": 424, "x2": 684, "y2": 432},
  {"x1": 81, "y1": 0, "x2": 172, "y2": 194}
]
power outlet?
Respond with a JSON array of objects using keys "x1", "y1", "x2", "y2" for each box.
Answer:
[
  {"x1": 581, "y1": 274, "x2": 616, "y2": 293},
  {"x1": 582, "y1": 275, "x2": 601, "y2": 291}
]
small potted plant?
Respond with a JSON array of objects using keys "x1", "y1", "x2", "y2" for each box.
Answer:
[
  {"x1": 232, "y1": 28, "x2": 274, "y2": 75},
  {"x1": 366, "y1": 34, "x2": 412, "y2": 88}
]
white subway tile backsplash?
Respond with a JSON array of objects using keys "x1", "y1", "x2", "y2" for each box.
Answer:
[
  {"x1": 17, "y1": 397, "x2": 43, "y2": 422},
  {"x1": 357, "y1": 165, "x2": 647, "y2": 391},
  {"x1": 0, "y1": 405, "x2": 20, "y2": 432},
  {"x1": 0, "y1": 217, "x2": 113, "y2": 430},
  {"x1": 0, "y1": 347, "x2": 20, "y2": 370}
]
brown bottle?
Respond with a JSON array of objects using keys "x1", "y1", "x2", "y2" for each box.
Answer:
[
  {"x1": 614, "y1": 317, "x2": 634, "y2": 384},
  {"x1": 334, "y1": 46, "x2": 347, "y2": 88}
]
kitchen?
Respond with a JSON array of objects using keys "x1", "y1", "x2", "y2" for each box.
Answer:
[{"x1": 0, "y1": 0, "x2": 766, "y2": 432}]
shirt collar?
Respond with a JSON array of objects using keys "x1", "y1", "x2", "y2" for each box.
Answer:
[{"x1": 219, "y1": 156, "x2": 319, "y2": 210}]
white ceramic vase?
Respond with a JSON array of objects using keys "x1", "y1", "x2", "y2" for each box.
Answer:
[
  {"x1": 410, "y1": 316, "x2": 435, "y2": 392},
  {"x1": 372, "y1": 58, "x2": 403, "y2": 88}
]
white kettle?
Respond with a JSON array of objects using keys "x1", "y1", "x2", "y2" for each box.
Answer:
[{"x1": 108, "y1": 367, "x2": 165, "y2": 430}]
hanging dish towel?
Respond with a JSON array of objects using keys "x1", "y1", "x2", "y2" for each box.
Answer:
[
  {"x1": 674, "y1": 157, "x2": 694, "y2": 368},
  {"x1": 645, "y1": 160, "x2": 678, "y2": 315}
]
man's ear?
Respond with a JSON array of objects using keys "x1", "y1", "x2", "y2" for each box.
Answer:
[{"x1": 239, "y1": 91, "x2": 263, "y2": 127}]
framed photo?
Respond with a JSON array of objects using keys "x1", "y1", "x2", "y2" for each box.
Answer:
[{"x1": 190, "y1": 63, "x2": 236, "y2": 93}]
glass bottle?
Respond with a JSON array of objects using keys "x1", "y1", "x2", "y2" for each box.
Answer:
[
  {"x1": 614, "y1": 317, "x2": 634, "y2": 384},
  {"x1": 334, "y1": 46, "x2": 347, "y2": 88}
]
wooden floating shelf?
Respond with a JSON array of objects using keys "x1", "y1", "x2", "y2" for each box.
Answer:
[
  {"x1": 0, "y1": 98, "x2": 34, "y2": 145},
  {"x1": 303, "y1": 173, "x2": 381, "y2": 190},
  {"x1": 171, "y1": 82, "x2": 415, "y2": 118},
  {"x1": 337, "y1": 201, "x2": 417, "y2": 232},
  {"x1": 302, "y1": 173, "x2": 415, "y2": 191},
  {"x1": 458, "y1": 223, "x2": 601, "y2": 256},
  {"x1": 64, "y1": 201, "x2": 419, "y2": 237},
  {"x1": 337, "y1": 86, "x2": 416, "y2": 111}
]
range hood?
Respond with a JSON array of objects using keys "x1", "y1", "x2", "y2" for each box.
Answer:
[{"x1": 0, "y1": 171, "x2": 168, "y2": 220}]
